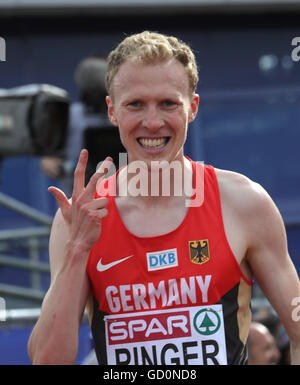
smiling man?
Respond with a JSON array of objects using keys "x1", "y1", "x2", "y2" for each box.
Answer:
[
  {"x1": 28, "y1": 31, "x2": 300, "y2": 365},
  {"x1": 106, "y1": 58, "x2": 198, "y2": 165}
]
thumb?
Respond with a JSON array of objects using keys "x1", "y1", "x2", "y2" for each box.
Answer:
[{"x1": 48, "y1": 186, "x2": 70, "y2": 219}]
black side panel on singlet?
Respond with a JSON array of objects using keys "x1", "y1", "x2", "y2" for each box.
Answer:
[
  {"x1": 91, "y1": 296, "x2": 108, "y2": 365},
  {"x1": 219, "y1": 283, "x2": 250, "y2": 365}
]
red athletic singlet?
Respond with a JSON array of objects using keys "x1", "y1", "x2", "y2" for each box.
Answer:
[{"x1": 87, "y1": 159, "x2": 253, "y2": 365}]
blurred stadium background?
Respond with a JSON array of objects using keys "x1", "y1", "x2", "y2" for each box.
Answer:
[{"x1": 0, "y1": 0, "x2": 300, "y2": 364}]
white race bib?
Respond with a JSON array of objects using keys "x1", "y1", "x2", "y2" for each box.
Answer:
[{"x1": 104, "y1": 305, "x2": 227, "y2": 365}]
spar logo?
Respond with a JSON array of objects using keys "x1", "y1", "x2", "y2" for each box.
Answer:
[
  {"x1": 104, "y1": 305, "x2": 228, "y2": 365},
  {"x1": 106, "y1": 310, "x2": 191, "y2": 345},
  {"x1": 193, "y1": 308, "x2": 221, "y2": 336}
]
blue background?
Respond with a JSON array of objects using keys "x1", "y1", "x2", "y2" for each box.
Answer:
[{"x1": 0, "y1": 11, "x2": 300, "y2": 364}]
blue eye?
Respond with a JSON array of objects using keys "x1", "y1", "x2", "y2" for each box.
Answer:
[
  {"x1": 162, "y1": 100, "x2": 177, "y2": 108},
  {"x1": 128, "y1": 101, "x2": 142, "y2": 108}
]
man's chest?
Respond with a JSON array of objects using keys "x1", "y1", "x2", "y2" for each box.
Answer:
[
  {"x1": 116, "y1": 198, "x2": 189, "y2": 237},
  {"x1": 114, "y1": 193, "x2": 251, "y2": 280}
]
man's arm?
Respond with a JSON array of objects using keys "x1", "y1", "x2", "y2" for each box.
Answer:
[
  {"x1": 28, "y1": 150, "x2": 112, "y2": 364},
  {"x1": 245, "y1": 183, "x2": 300, "y2": 364},
  {"x1": 28, "y1": 210, "x2": 91, "y2": 364}
]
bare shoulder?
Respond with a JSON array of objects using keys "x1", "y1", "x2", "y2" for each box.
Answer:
[
  {"x1": 214, "y1": 167, "x2": 276, "y2": 216},
  {"x1": 214, "y1": 167, "x2": 286, "y2": 247}
]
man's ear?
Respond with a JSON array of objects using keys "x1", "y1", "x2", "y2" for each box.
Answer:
[
  {"x1": 106, "y1": 96, "x2": 118, "y2": 126},
  {"x1": 188, "y1": 93, "x2": 200, "y2": 123}
]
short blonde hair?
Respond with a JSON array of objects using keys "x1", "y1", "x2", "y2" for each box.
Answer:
[{"x1": 106, "y1": 31, "x2": 198, "y2": 96}]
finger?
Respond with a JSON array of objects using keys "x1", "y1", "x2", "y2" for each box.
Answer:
[
  {"x1": 84, "y1": 157, "x2": 114, "y2": 200},
  {"x1": 95, "y1": 157, "x2": 113, "y2": 173},
  {"x1": 72, "y1": 149, "x2": 88, "y2": 199},
  {"x1": 89, "y1": 197, "x2": 108, "y2": 210},
  {"x1": 85, "y1": 206, "x2": 108, "y2": 224},
  {"x1": 96, "y1": 156, "x2": 113, "y2": 174},
  {"x1": 85, "y1": 198, "x2": 109, "y2": 222},
  {"x1": 48, "y1": 186, "x2": 71, "y2": 219}
]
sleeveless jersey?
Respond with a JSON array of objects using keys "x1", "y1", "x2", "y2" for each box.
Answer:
[{"x1": 87, "y1": 159, "x2": 253, "y2": 365}]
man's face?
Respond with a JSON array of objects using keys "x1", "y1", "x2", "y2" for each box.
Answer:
[
  {"x1": 106, "y1": 59, "x2": 199, "y2": 166},
  {"x1": 249, "y1": 330, "x2": 280, "y2": 365}
]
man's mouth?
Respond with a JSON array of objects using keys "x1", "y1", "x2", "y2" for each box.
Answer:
[{"x1": 137, "y1": 137, "x2": 170, "y2": 149}]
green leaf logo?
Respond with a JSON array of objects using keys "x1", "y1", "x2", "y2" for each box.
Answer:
[{"x1": 193, "y1": 308, "x2": 221, "y2": 336}]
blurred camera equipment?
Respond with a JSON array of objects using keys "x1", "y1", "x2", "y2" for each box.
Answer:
[{"x1": 0, "y1": 84, "x2": 69, "y2": 158}]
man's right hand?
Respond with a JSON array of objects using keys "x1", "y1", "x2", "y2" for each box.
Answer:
[
  {"x1": 48, "y1": 149, "x2": 113, "y2": 252},
  {"x1": 28, "y1": 149, "x2": 113, "y2": 364}
]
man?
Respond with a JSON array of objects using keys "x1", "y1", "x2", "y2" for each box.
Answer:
[
  {"x1": 28, "y1": 31, "x2": 300, "y2": 365},
  {"x1": 248, "y1": 322, "x2": 280, "y2": 365}
]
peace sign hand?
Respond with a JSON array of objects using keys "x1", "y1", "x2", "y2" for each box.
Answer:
[{"x1": 48, "y1": 149, "x2": 113, "y2": 252}]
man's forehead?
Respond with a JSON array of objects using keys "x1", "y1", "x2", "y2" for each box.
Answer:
[
  {"x1": 116, "y1": 57, "x2": 185, "y2": 75},
  {"x1": 111, "y1": 58, "x2": 190, "y2": 96}
]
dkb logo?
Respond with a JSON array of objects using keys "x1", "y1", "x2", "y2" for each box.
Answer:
[{"x1": 0, "y1": 37, "x2": 6, "y2": 61}]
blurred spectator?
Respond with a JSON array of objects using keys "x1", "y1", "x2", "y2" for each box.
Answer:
[
  {"x1": 253, "y1": 306, "x2": 281, "y2": 337},
  {"x1": 253, "y1": 305, "x2": 290, "y2": 364},
  {"x1": 40, "y1": 55, "x2": 111, "y2": 197},
  {"x1": 276, "y1": 324, "x2": 291, "y2": 365},
  {"x1": 248, "y1": 321, "x2": 281, "y2": 365}
]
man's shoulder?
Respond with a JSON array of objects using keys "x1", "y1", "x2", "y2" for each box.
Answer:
[
  {"x1": 214, "y1": 167, "x2": 263, "y2": 196},
  {"x1": 213, "y1": 167, "x2": 272, "y2": 216}
]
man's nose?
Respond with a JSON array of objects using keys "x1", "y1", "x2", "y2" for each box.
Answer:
[{"x1": 142, "y1": 106, "x2": 164, "y2": 131}]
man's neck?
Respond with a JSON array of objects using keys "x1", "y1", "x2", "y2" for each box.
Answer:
[{"x1": 116, "y1": 156, "x2": 194, "y2": 205}]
